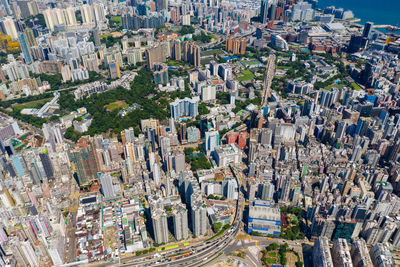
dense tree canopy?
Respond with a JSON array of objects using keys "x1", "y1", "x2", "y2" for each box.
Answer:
[{"x1": 59, "y1": 68, "x2": 170, "y2": 136}]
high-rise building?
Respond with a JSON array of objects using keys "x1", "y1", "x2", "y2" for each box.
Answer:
[
  {"x1": 153, "y1": 62, "x2": 169, "y2": 84},
  {"x1": 288, "y1": 1, "x2": 315, "y2": 21},
  {"x1": 39, "y1": 152, "x2": 54, "y2": 179},
  {"x1": 332, "y1": 239, "x2": 353, "y2": 267},
  {"x1": 146, "y1": 44, "x2": 167, "y2": 69},
  {"x1": 23, "y1": 28, "x2": 36, "y2": 47},
  {"x1": 370, "y1": 243, "x2": 394, "y2": 267},
  {"x1": 271, "y1": 33, "x2": 288, "y2": 50},
  {"x1": 313, "y1": 237, "x2": 334, "y2": 267},
  {"x1": 152, "y1": 209, "x2": 169, "y2": 244},
  {"x1": 362, "y1": 22, "x2": 374, "y2": 39},
  {"x1": 218, "y1": 63, "x2": 232, "y2": 81},
  {"x1": 200, "y1": 84, "x2": 216, "y2": 102},
  {"x1": 172, "y1": 205, "x2": 188, "y2": 240},
  {"x1": 153, "y1": 163, "x2": 161, "y2": 185},
  {"x1": 183, "y1": 41, "x2": 201, "y2": 67},
  {"x1": 171, "y1": 39, "x2": 181, "y2": 60},
  {"x1": 11, "y1": 155, "x2": 26, "y2": 178},
  {"x1": 205, "y1": 130, "x2": 219, "y2": 155},
  {"x1": 186, "y1": 126, "x2": 199, "y2": 143},
  {"x1": 167, "y1": 151, "x2": 185, "y2": 173},
  {"x1": 155, "y1": 0, "x2": 168, "y2": 11},
  {"x1": 65, "y1": 7, "x2": 78, "y2": 26},
  {"x1": 226, "y1": 38, "x2": 246, "y2": 55},
  {"x1": 170, "y1": 98, "x2": 199, "y2": 121},
  {"x1": 351, "y1": 239, "x2": 373, "y2": 267},
  {"x1": 261, "y1": 182, "x2": 274, "y2": 200},
  {"x1": 1, "y1": 17, "x2": 18, "y2": 39},
  {"x1": 92, "y1": 27, "x2": 101, "y2": 47},
  {"x1": 1, "y1": 0, "x2": 12, "y2": 15},
  {"x1": 80, "y1": 4, "x2": 95, "y2": 24},
  {"x1": 311, "y1": 217, "x2": 335, "y2": 239},
  {"x1": 109, "y1": 61, "x2": 121, "y2": 79},
  {"x1": 43, "y1": 8, "x2": 78, "y2": 31},
  {"x1": 122, "y1": 10, "x2": 165, "y2": 30},
  {"x1": 191, "y1": 202, "x2": 207, "y2": 237},
  {"x1": 92, "y1": 3, "x2": 106, "y2": 25},
  {"x1": 260, "y1": 0, "x2": 269, "y2": 24},
  {"x1": 18, "y1": 32, "x2": 32, "y2": 64},
  {"x1": 16, "y1": 0, "x2": 38, "y2": 18}
]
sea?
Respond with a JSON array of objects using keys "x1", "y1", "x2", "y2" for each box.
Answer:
[{"x1": 317, "y1": 0, "x2": 400, "y2": 28}]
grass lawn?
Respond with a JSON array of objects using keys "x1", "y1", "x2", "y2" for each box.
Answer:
[
  {"x1": 100, "y1": 33, "x2": 111, "y2": 39},
  {"x1": 202, "y1": 49, "x2": 222, "y2": 56},
  {"x1": 237, "y1": 70, "x2": 254, "y2": 82},
  {"x1": 167, "y1": 59, "x2": 185, "y2": 66},
  {"x1": 266, "y1": 257, "x2": 277, "y2": 264},
  {"x1": 105, "y1": 100, "x2": 128, "y2": 111},
  {"x1": 325, "y1": 83, "x2": 346, "y2": 90},
  {"x1": 201, "y1": 58, "x2": 213, "y2": 65},
  {"x1": 110, "y1": 16, "x2": 122, "y2": 26},
  {"x1": 277, "y1": 65, "x2": 292, "y2": 70},
  {"x1": 351, "y1": 82, "x2": 362, "y2": 90},
  {"x1": 242, "y1": 59, "x2": 263, "y2": 68}
]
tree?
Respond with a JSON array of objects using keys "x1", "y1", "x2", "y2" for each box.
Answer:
[
  {"x1": 213, "y1": 222, "x2": 222, "y2": 233},
  {"x1": 198, "y1": 103, "x2": 210, "y2": 115},
  {"x1": 180, "y1": 25, "x2": 195, "y2": 35},
  {"x1": 266, "y1": 243, "x2": 278, "y2": 251},
  {"x1": 64, "y1": 127, "x2": 83, "y2": 142},
  {"x1": 192, "y1": 31, "x2": 213, "y2": 43},
  {"x1": 184, "y1": 147, "x2": 194, "y2": 155}
]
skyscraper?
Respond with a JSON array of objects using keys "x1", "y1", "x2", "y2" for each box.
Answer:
[
  {"x1": 39, "y1": 152, "x2": 54, "y2": 179},
  {"x1": 183, "y1": 41, "x2": 201, "y2": 67},
  {"x1": 226, "y1": 38, "x2": 247, "y2": 55},
  {"x1": 152, "y1": 209, "x2": 169, "y2": 244},
  {"x1": 171, "y1": 39, "x2": 181, "y2": 61},
  {"x1": 155, "y1": 0, "x2": 168, "y2": 11},
  {"x1": 172, "y1": 206, "x2": 188, "y2": 240},
  {"x1": 170, "y1": 98, "x2": 199, "y2": 121},
  {"x1": 205, "y1": 130, "x2": 219, "y2": 155},
  {"x1": 1, "y1": 0, "x2": 12, "y2": 15},
  {"x1": 92, "y1": 27, "x2": 101, "y2": 47},
  {"x1": 109, "y1": 61, "x2": 121, "y2": 79},
  {"x1": 362, "y1": 22, "x2": 374, "y2": 39},
  {"x1": 1, "y1": 17, "x2": 18, "y2": 39},
  {"x1": 80, "y1": 4, "x2": 94, "y2": 24},
  {"x1": 153, "y1": 163, "x2": 161, "y2": 185},
  {"x1": 153, "y1": 63, "x2": 169, "y2": 84},
  {"x1": 191, "y1": 202, "x2": 207, "y2": 237},
  {"x1": 146, "y1": 44, "x2": 167, "y2": 69},
  {"x1": 260, "y1": 0, "x2": 269, "y2": 24},
  {"x1": 313, "y1": 237, "x2": 334, "y2": 267},
  {"x1": 18, "y1": 32, "x2": 32, "y2": 64}
]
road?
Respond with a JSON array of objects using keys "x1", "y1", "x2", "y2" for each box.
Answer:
[{"x1": 200, "y1": 27, "x2": 256, "y2": 50}]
